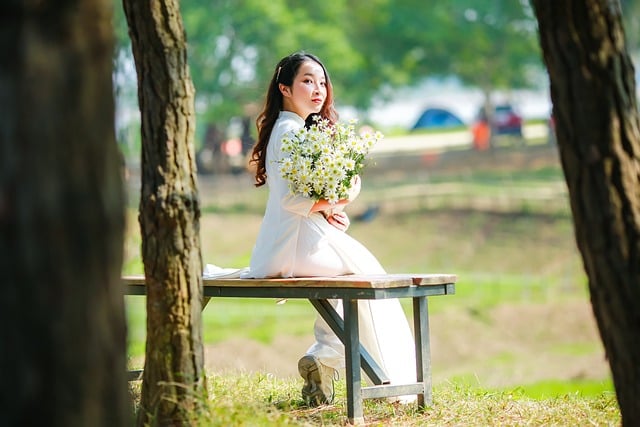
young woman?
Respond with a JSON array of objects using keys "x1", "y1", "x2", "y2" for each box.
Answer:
[{"x1": 243, "y1": 51, "x2": 416, "y2": 406}]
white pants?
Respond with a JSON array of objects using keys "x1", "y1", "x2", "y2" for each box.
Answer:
[{"x1": 305, "y1": 297, "x2": 417, "y2": 389}]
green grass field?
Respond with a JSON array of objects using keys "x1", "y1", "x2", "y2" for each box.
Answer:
[{"x1": 125, "y1": 148, "x2": 620, "y2": 424}]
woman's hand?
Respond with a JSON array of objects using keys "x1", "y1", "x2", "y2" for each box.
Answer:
[
  {"x1": 326, "y1": 211, "x2": 350, "y2": 232},
  {"x1": 310, "y1": 176, "x2": 361, "y2": 216},
  {"x1": 346, "y1": 175, "x2": 361, "y2": 202}
]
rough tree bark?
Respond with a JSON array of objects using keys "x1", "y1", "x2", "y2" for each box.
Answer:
[
  {"x1": 122, "y1": 0, "x2": 205, "y2": 425},
  {"x1": 0, "y1": 1, "x2": 129, "y2": 426},
  {"x1": 533, "y1": 1, "x2": 640, "y2": 424}
]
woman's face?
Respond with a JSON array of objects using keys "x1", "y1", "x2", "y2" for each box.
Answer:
[{"x1": 280, "y1": 60, "x2": 327, "y2": 119}]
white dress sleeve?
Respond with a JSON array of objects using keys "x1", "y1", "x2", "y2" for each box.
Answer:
[
  {"x1": 268, "y1": 117, "x2": 315, "y2": 217},
  {"x1": 281, "y1": 192, "x2": 315, "y2": 216}
]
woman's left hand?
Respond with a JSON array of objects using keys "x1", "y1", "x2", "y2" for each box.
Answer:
[{"x1": 326, "y1": 211, "x2": 350, "y2": 232}]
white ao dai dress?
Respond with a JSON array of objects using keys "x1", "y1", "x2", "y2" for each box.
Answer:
[{"x1": 241, "y1": 111, "x2": 416, "y2": 390}]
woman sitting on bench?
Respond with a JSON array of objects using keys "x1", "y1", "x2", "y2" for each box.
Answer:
[{"x1": 243, "y1": 51, "x2": 417, "y2": 406}]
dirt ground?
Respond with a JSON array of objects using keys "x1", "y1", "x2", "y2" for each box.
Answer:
[{"x1": 203, "y1": 298, "x2": 610, "y2": 389}]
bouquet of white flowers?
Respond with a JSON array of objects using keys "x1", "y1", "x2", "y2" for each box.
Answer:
[{"x1": 277, "y1": 117, "x2": 382, "y2": 204}]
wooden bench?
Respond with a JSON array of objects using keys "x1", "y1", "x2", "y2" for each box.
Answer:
[{"x1": 123, "y1": 273, "x2": 456, "y2": 424}]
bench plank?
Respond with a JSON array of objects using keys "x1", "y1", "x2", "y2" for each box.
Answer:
[{"x1": 122, "y1": 273, "x2": 457, "y2": 289}]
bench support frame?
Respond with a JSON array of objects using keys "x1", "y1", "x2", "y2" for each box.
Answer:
[{"x1": 124, "y1": 274, "x2": 454, "y2": 424}]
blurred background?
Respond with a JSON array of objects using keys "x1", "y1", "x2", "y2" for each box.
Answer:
[{"x1": 118, "y1": 1, "x2": 640, "y2": 397}]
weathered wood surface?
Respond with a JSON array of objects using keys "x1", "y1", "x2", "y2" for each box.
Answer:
[{"x1": 122, "y1": 273, "x2": 457, "y2": 289}]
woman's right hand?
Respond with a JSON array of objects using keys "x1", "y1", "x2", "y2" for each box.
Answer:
[
  {"x1": 310, "y1": 176, "x2": 361, "y2": 215},
  {"x1": 346, "y1": 175, "x2": 361, "y2": 202}
]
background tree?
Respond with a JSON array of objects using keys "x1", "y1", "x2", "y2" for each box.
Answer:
[
  {"x1": 0, "y1": 1, "x2": 129, "y2": 425},
  {"x1": 323, "y1": 0, "x2": 542, "y2": 114},
  {"x1": 122, "y1": 0, "x2": 206, "y2": 425},
  {"x1": 443, "y1": 1, "x2": 540, "y2": 99},
  {"x1": 533, "y1": 0, "x2": 640, "y2": 424},
  {"x1": 183, "y1": 0, "x2": 366, "y2": 120},
  {"x1": 620, "y1": 0, "x2": 640, "y2": 53}
]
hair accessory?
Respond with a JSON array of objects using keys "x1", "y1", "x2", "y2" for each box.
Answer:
[{"x1": 276, "y1": 66, "x2": 282, "y2": 82}]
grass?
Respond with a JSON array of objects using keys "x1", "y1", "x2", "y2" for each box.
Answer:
[
  {"x1": 128, "y1": 373, "x2": 619, "y2": 426},
  {"x1": 510, "y1": 378, "x2": 614, "y2": 399},
  {"x1": 124, "y1": 151, "x2": 621, "y2": 424}
]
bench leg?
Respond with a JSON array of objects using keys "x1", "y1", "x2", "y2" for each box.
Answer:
[
  {"x1": 344, "y1": 298, "x2": 364, "y2": 425},
  {"x1": 413, "y1": 296, "x2": 432, "y2": 407}
]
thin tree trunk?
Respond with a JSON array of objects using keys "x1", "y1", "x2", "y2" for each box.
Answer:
[
  {"x1": 122, "y1": 1, "x2": 205, "y2": 425},
  {"x1": 0, "y1": 1, "x2": 129, "y2": 425},
  {"x1": 533, "y1": 1, "x2": 640, "y2": 424}
]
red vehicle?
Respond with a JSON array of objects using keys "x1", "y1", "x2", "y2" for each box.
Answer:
[{"x1": 492, "y1": 104, "x2": 523, "y2": 137}]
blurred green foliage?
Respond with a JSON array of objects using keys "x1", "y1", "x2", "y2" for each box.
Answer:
[{"x1": 113, "y1": 2, "x2": 543, "y2": 136}]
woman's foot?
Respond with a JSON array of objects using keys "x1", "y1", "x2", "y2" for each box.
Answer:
[{"x1": 297, "y1": 355, "x2": 336, "y2": 406}]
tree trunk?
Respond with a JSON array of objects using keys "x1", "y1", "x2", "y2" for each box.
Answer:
[
  {"x1": 533, "y1": 1, "x2": 640, "y2": 424},
  {"x1": 122, "y1": 1, "x2": 205, "y2": 425},
  {"x1": 0, "y1": 1, "x2": 129, "y2": 426}
]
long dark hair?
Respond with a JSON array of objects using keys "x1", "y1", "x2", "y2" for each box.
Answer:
[{"x1": 249, "y1": 51, "x2": 338, "y2": 187}]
